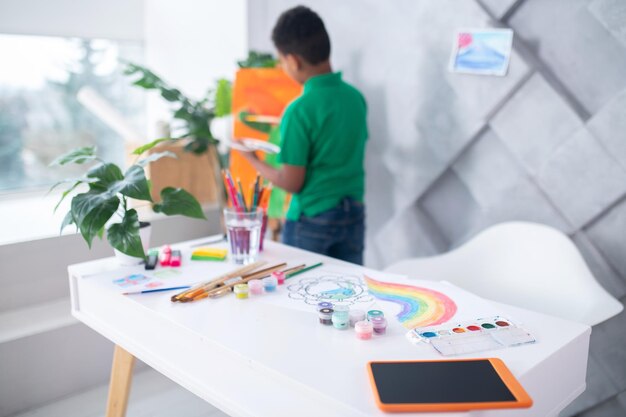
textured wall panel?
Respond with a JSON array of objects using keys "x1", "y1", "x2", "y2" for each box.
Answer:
[
  {"x1": 453, "y1": 129, "x2": 572, "y2": 232},
  {"x1": 510, "y1": 0, "x2": 626, "y2": 114},
  {"x1": 561, "y1": 354, "x2": 622, "y2": 417},
  {"x1": 587, "y1": 199, "x2": 626, "y2": 279},
  {"x1": 572, "y1": 233, "x2": 626, "y2": 299},
  {"x1": 490, "y1": 73, "x2": 583, "y2": 175},
  {"x1": 575, "y1": 390, "x2": 626, "y2": 417},
  {"x1": 587, "y1": 89, "x2": 626, "y2": 171},
  {"x1": 589, "y1": 305, "x2": 626, "y2": 389},
  {"x1": 478, "y1": 0, "x2": 520, "y2": 19},
  {"x1": 588, "y1": 0, "x2": 626, "y2": 48},
  {"x1": 372, "y1": 206, "x2": 448, "y2": 266},
  {"x1": 419, "y1": 169, "x2": 481, "y2": 246},
  {"x1": 535, "y1": 129, "x2": 626, "y2": 228}
]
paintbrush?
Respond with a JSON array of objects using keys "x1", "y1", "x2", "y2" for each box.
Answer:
[
  {"x1": 172, "y1": 260, "x2": 266, "y2": 302},
  {"x1": 199, "y1": 263, "x2": 287, "y2": 300}
]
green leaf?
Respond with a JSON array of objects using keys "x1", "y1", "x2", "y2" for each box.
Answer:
[
  {"x1": 50, "y1": 146, "x2": 97, "y2": 166},
  {"x1": 237, "y1": 51, "x2": 278, "y2": 68},
  {"x1": 184, "y1": 137, "x2": 210, "y2": 155},
  {"x1": 107, "y1": 209, "x2": 145, "y2": 258},
  {"x1": 87, "y1": 163, "x2": 124, "y2": 191},
  {"x1": 173, "y1": 106, "x2": 193, "y2": 121},
  {"x1": 132, "y1": 138, "x2": 171, "y2": 155},
  {"x1": 60, "y1": 211, "x2": 75, "y2": 234},
  {"x1": 153, "y1": 187, "x2": 205, "y2": 219},
  {"x1": 214, "y1": 79, "x2": 232, "y2": 117},
  {"x1": 54, "y1": 180, "x2": 83, "y2": 212},
  {"x1": 136, "y1": 151, "x2": 177, "y2": 167},
  {"x1": 161, "y1": 88, "x2": 182, "y2": 102},
  {"x1": 71, "y1": 191, "x2": 120, "y2": 247},
  {"x1": 113, "y1": 165, "x2": 152, "y2": 201}
]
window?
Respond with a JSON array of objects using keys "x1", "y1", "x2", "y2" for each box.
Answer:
[{"x1": 0, "y1": 34, "x2": 145, "y2": 193}]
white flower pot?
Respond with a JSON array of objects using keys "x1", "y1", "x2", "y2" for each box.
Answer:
[{"x1": 113, "y1": 222, "x2": 152, "y2": 266}]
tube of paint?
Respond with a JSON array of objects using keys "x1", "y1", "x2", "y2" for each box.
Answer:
[
  {"x1": 234, "y1": 283, "x2": 249, "y2": 299},
  {"x1": 332, "y1": 311, "x2": 349, "y2": 330},
  {"x1": 355, "y1": 321, "x2": 373, "y2": 340},
  {"x1": 371, "y1": 316, "x2": 387, "y2": 335},
  {"x1": 248, "y1": 279, "x2": 263, "y2": 295},
  {"x1": 349, "y1": 310, "x2": 366, "y2": 327},
  {"x1": 318, "y1": 308, "x2": 333, "y2": 325}
]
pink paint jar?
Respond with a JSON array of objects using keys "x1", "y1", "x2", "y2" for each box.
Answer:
[
  {"x1": 248, "y1": 279, "x2": 263, "y2": 295},
  {"x1": 355, "y1": 321, "x2": 373, "y2": 340},
  {"x1": 272, "y1": 271, "x2": 286, "y2": 285},
  {"x1": 371, "y1": 316, "x2": 387, "y2": 335}
]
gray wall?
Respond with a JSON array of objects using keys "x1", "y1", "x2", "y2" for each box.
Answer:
[{"x1": 247, "y1": 1, "x2": 626, "y2": 415}]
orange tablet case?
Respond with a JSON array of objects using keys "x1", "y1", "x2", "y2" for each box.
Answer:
[{"x1": 367, "y1": 358, "x2": 533, "y2": 412}]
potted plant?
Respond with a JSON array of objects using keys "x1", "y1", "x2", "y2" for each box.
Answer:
[{"x1": 50, "y1": 145, "x2": 205, "y2": 264}]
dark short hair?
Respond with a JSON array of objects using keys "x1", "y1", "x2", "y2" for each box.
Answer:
[{"x1": 271, "y1": 6, "x2": 330, "y2": 65}]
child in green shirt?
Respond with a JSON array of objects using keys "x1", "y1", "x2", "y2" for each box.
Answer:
[{"x1": 240, "y1": 5, "x2": 368, "y2": 264}]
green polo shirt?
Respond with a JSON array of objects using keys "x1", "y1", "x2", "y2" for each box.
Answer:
[{"x1": 279, "y1": 72, "x2": 368, "y2": 221}]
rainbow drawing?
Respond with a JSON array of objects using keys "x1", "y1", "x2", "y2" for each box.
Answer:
[{"x1": 364, "y1": 276, "x2": 457, "y2": 329}]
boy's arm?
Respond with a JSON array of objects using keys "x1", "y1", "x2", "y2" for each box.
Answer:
[{"x1": 239, "y1": 151, "x2": 305, "y2": 194}]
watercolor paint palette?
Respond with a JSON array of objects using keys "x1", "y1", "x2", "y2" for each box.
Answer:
[{"x1": 406, "y1": 316, "x2": 536, "y2": 356}]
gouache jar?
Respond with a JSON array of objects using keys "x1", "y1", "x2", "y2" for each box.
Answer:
[
  {"x1": 317, "y1": 301, "x2": 333, "y2": 311},
  {"x1": 234, "y1": 283, "x2": 249, "y2": 299},
  {"x1": 333, "y1": 304, "x2": 349, "y2": 313},
  {"x1": 371, "y1": 316, "x2": 388, "y2": 335},
  {"x1": 332, "y1": 311, "x2": 349, "y2": 330},
  {"x1": 349, "y1": 309, "x2": 366, "y2": 327},
  {"x1": 262, "y1": 276, "x2": 278, "y2": 292},
  {"x1": 248, "y1": 279, "x2": 263, "y2": 295},
  {"x1": 272, "y1": 270, "x2": 286, "y2": 285},
  {"x1": 319, "y1": 308, "x2": 334, "y2": 325},
  {"x1": 355, "y1": 321, "x2": 373, "y2": 340},
  {"x1": 367, "y1": 310, "x2": 384, "y2": 321}
]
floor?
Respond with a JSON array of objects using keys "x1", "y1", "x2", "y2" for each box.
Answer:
[{"x1": 11, "y1": 368, "x2": 228, "y2": 417}]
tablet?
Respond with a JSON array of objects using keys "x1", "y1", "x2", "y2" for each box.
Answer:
[{"x1": 367, "y1": 358, "x2": 532, "y2": 412}]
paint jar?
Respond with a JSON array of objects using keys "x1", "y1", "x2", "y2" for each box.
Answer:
[
  {"x1": 248, "y1": 279, "x2": 263, "y2": 295},
  {"x1": 355, "y1": 321, "x2": 373, "y2": 340},
  {"x1": 332, "y1": 311, "x2": 349, "y2": 330},
  {"x1": 371, "y1": 316, "x2": 387, "y2": 335},
  {"x1": 333, "y1": 304, "x2": 349, "y2": 313},
  {"x1": 367, "y1": 310, "x2": 384, "y2": 321},
  {"x1": 262, "y1": 276, "x2": 278, "y2": 292},
  {"x1": 349, "y1": 309, "x2": 366, "y2": 327},
  {"x1": 317, "y1": 301, "x2": 333, "y2": 311},
  {"x1": 234, "y1": 283, "x2": 249, "y2": 299},
  {"x1": 319, "y1": 308, "x2": 334, "y2": 325},
  {"x1": 272, "y1": 270, "x2": 286, "y2": 285}
]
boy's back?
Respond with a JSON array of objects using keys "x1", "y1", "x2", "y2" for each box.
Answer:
[
  {"x1": 240, "y1": 5, "x2": 368, "y2": 264},
  {"x1": 280, "y1": 72, "x2": 368, "y2": 221}
]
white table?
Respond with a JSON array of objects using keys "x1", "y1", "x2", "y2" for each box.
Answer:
[{"x1": 68, "y1": 237, "x2": 590, "y2": 417}]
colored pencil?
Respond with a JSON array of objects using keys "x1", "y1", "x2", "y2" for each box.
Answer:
[
  {"x1": 285, "y1": 262, "x2": 323, "y2": 279},
  {"x1": 124, "y1": 286, "x2": 190, "y2": 295}
]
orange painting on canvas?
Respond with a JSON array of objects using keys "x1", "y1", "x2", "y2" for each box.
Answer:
[{"x1": 229, "y1": 68, "x2": 301, "y2": 191}]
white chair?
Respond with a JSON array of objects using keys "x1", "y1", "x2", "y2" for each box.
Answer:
[{"x1": 384, "y1": 222, "x2": 623, "y2": 326}]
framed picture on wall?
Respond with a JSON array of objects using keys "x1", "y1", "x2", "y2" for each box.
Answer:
[{"x1": 449, "y1": 28, "x2": 514, "y2": 76}]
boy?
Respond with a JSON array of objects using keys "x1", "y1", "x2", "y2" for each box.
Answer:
[{"x1": 240, "y1": 5, "x2": 368, "y2": 265}]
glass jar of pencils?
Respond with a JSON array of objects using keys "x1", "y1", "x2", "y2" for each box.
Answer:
[{"x1": 224, "y1": 207, "x2": 264, "y2": 265}]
